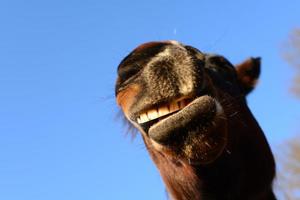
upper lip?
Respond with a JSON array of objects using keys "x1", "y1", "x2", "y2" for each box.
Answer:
[{"x1": 136, "y1": 97, "x2": 192, "y2": 124}]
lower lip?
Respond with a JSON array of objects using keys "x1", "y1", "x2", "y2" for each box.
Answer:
[{"x1": 147, "y1": 95, "x2": 217, "y2": 144}]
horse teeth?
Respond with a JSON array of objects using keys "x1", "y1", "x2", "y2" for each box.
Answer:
[
  {"x1": 140, "y1": 113, "x2": 149, "y2": 123},
  {"x1": 137, "y1": 98, "x2": 191, "y2": 124},
  {"x1": 169, "y1": 101, "x2": 179, "y2": 112},
  {"x1": 137, "y1": 117, "x2": 141, "y2": 124},
  {"x1": 147, "y1": 109, "x2": 159, "y2": 120},
  {"x1": 158, "y1": 106, "x2": 169, "y2": 116},
  {"x1": 179, "y1": 100, "x2": 187, "y2": 109}
]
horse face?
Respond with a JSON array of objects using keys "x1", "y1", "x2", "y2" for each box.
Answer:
[{"x1": 116, "y1": 41, "x2": 260, "y2": 164}]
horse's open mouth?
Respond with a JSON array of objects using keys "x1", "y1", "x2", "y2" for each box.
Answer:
[
  {"x1": 136, "y1": 97, "x2": 192, "y2": 132},
  {"x1": 137, "y1": 97, "x2": 192, "y2": 124},
  {"x1": 136, "y1": 95, "x2": 219, "y2": 145}
]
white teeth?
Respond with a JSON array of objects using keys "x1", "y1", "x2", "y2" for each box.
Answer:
[
  {"x1": 147, "y1": 109, "x2": 159, "y2": 120},
  {"x1": 137, "y1": 98, "x2": 190, "y2": 124},
  {"x1": 158, "y1": 106, "x2": 169, "y2": 116},
  {"x1": 137, "y1": 117, "x2": 141, "y2": 124},
  {"x1": 140, "y1": 113, "x2": 149, "y2": 123}
]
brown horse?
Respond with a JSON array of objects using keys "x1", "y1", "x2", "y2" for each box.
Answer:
[{"x1": 115, "y1": 41, "x2": 276, "y2": 200}]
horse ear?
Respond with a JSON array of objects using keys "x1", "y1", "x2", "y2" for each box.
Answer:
[{"x1": 235, "y1": 57, "x2": 261, "y2": 95}]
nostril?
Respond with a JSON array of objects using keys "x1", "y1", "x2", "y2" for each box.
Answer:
[
  {"x1": 118, "y1": 64, "x2": 141, "y2": 83},
  {"x1": 185, "y1": 45, "x2": 205, "y2": 61}
]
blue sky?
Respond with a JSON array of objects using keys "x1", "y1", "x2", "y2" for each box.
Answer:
[{"x1": 0, "y1": 0, "x2": 299, "y2": 199}]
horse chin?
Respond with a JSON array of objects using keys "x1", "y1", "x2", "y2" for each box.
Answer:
[{"x1": 135, "y1": 96, "x2": 228, "y2": 165}]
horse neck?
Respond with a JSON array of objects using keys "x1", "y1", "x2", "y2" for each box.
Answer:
[{"x1": 143, "y1": 105, "x2": 276, "y2": 200}]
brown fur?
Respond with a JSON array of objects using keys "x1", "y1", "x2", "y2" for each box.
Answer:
[
  {"x1": 116, "y1": 83, "x2": 141, "y2": 115},
  {"x1": 115, "y1": 41, "x2": 276, "y2": 200}
]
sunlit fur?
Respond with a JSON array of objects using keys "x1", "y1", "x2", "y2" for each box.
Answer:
[{"x1": 115, "y1": 41, "x2": 276, "y2": 200}]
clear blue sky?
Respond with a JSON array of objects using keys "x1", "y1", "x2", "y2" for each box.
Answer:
[{"x1": 0, "y1": 1, "x2": 299, "y2": 200}]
